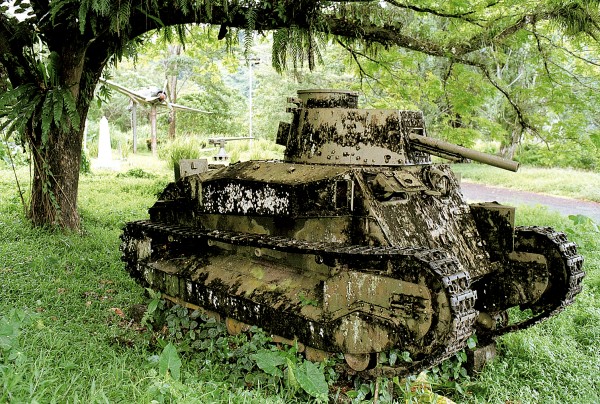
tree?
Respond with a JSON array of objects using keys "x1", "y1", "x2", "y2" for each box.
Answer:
[{"x1": 1, "y1": 1, "x2": 599, "y2": 230}]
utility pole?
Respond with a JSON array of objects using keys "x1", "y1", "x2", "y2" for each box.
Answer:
[{"x1": 248, "y1": 57, "x2": 260, "y2": 138}]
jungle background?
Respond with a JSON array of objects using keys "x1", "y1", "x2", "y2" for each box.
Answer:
[
  {"x1": 1, "y1": 4, "x2": 600, "y2": 403},
  {"x1": 77, "y1": 26, "x2": 600, "y2": 172}
]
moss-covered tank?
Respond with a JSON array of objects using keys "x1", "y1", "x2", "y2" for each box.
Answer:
[{"x1": 121, "y1": 90, "x2": 584, "y2": 375}]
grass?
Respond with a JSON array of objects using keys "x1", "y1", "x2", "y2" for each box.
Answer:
[
  {"x1": 1, "y1": 155, "x2": 599, "y2": 403},
  {"x1": 454, "y1": 163, "x2": 600, "y2": 202},
  {"x1": 464, "y1": 206, "x2": 600, "y2": 403}
]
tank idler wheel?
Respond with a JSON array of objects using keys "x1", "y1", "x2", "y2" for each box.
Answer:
[
  {"x1": 225, "y1": 317, "x2": 249, "y2": 335},
  {"x1": 305, "y1": 346, "x2": 329, "y2": 362},
  {"x1": 344, "y1": 353, "x2": 372, "y2": 372}
]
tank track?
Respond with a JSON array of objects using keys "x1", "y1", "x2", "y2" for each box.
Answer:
[
  {"x1": 481, "y1": 226, "x2": 585, "y2": 343},
  {"x1": 122, "y1": 220, "x2": 478, "y2": 377}
]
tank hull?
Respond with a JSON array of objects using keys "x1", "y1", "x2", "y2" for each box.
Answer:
[
  {"x1": 121, "y1": 89, "x2": 584, "y2": 374},
  {"x1": 121, "y1": 162, "x2": 584, "y2": 374}
]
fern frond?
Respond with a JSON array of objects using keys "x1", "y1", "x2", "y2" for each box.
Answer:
[
  {"x1": 62, "y1": 89, "x2": 80, "y2": 130},
  {"x1": 91, "y1": 0, "x2": 110, "y2": 16},
  {"x1": 107, "y1": 1, "x2": 132, "y2": 34},
  {"x1": 205, "y1": 0, "x2": 213, "y2": 20},
  {"x1": 177, "y1": 0, "x2": 189, "y2": 15},
  {"x1": 243, "y1": 6, "x2": 257, "y2": 58},
  {"x1": 40, "y1": 91, "x2": 53, "y2": 144},
  {"x1": 53, "y1": 90, "x2": 64, "y2": 129},
  {"x1": 272, "y1": 29, "x2": 289, "y2": 73},
  {"x1": 270, "y1": 25, "x2": 325, "y2": 74},
  {"x1": 78, "y1": 0, "x2": 90, "y2": 33}
]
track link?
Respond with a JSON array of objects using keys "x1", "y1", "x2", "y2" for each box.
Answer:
[
  {"x1": 122, "y1": 220, "x2": 479, "y2": 377},
  {"x1": 481, "y1": 226, "x2": 584, "y2": 342}
]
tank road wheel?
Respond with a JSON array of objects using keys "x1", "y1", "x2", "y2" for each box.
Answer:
[
  {"x1": 121, "y1": 220, "x2": 479, "y2": 376},
  {"x1": 225, "y1": 317, "x2": 249, "y2": 335},
  {"x1": 344, "y1": 353, "x2": 372, "y2": 372}
]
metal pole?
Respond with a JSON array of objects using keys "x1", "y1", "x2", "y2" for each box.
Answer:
[
  {"x1": 132, "y1": 102, "x2": 137, "y2": 154},
  {"x1": 249, "y1": 62, "x2": 253, "y2": 139},
  {"x1": 248, "y1": 58, "x2": 259, "y2": 139},
  {"x1": 150, "y1": 105, "x2": 157, "y2": 156}
]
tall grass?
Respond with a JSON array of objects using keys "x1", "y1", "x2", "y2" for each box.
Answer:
[
  {"x1": 0, "y1": 157, "x2": 598, "y2": 403},
  {"x1": 0, "y1": 164, "x2": 315, "y2": 403},
  {"x1": 158, "y1": 136, "x2": 285, "y2": 169}
]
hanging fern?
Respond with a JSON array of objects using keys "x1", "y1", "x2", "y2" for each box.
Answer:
[
  {"x1": 549, "y1": 0, "x2": 600, "y2": 38},
  {"x1": 272, "y1": 29, "x2": 289, "y2": 73},
  {"x1": 1, "y1": 85, "x2": 80, "y2": 145},
  {"x1": 0, "y1": 49, "x2": 80, "y2": 149},
  {"x1": 110, "y1": 1, "x2": 132, "y2": 34},
  {"x1": 271, "y1": 26, "x2": 325, "y2": 73},
  {"x1": 243, "y1": 6, "x2": 257, "y2": 58}
]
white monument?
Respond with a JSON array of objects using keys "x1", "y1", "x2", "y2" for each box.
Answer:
[{"x1": 95, "y1": 116, "x2": 120, "y2": 169}]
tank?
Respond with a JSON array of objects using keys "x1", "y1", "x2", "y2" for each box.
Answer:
[{"x1": 121, "y1": 90, "x2": 584, "y2": 376}]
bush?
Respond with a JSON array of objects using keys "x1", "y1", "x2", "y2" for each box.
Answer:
[
  {"x1": 80, "y1": 149, "x2": 91, "y2": 174},
  {"x1": 157, "y1": 136, "x2": 210, "y2": 169},
  {"x1": 516, "y1": 141, "x2": 600, "y2": 171}
]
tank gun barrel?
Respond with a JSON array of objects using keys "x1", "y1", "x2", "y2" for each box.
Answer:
[{"x1": 408, "y1": 133, "x2": 519, "y2": 172}]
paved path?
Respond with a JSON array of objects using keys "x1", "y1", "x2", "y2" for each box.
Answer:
[{"x1": 460, "y1": 182, "x2": 600, "y2": 223}]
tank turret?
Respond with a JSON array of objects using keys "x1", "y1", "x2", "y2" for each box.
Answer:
[{"x1": 121, "y1": 90, "x2": 584, "y2": 375}]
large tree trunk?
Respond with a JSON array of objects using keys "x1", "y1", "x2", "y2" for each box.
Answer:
[
  {"x1": 25, "y1": 40, "x2": 99, "y2": 230},
  {"x1": 28, "y1": 126, "x2": 83, "y2": 229},
  {"x1": 500, "y1": 117, "x2": 523, "y2": 160}
]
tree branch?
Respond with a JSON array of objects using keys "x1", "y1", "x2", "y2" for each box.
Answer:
[{"x1": 384, "y1": 0, "x2": 483, "y2": 20}]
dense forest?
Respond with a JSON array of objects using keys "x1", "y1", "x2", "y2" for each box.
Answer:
[{"x1": 84, "y1": 25, "x2": 600, "y2": 172}]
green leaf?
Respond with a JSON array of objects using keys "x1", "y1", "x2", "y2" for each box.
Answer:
[
  {"x1": 135, "y1": 6, "x2": 165, "y2": 28},
  {"x1": 467, "y1": 335, "x2": 478, "y2": 349},
  {"x1": 251, "y1": 349, "x2": 285, "y2": 377},
  {"x1": 61, "y1": 90, "x2": 80, "y2": 129},
  {"x1": 158, "y1": 342, "x2": 182, "y2": 381},
  {"x1": 147, "y1": 299, "x2": 159, "y2": 314},
  {"x1": 389, "y1": 350, "x2": 398, "y2": 366},
  {"x1": 286, "y1": 357, "x2": 298, "y2": 390},
  {"x1": 41, "y1": 93, "x2": 53, "y2": 143},
  {"x1": 53, "y1": 91, "x2": 64, "y2": 129},
  {"x1": 296, "y1": 361, "x2": 328, "y2": 400}
]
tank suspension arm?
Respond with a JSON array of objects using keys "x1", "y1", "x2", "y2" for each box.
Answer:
[{"x1": 408, "y1": 133, "x2": 520, "y2": 172}]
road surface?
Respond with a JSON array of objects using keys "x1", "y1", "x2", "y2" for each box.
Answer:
[{"x1": 460, "y1": 182, "x2": 600, "y2": 223}]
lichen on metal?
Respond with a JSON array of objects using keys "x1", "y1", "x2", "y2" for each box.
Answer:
[{"x1": 121, "y1": 89, "x2": 584, "y2": 376}]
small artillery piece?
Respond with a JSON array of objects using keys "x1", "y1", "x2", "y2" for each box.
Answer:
[
  {"x1": 122, "y1": 89, "x2": 584, "y2": 375},
  {"x1": 208, "y1": 136, "x2": 254, "y2": 163}
]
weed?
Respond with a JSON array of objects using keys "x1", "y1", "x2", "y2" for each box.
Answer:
[
  {"x1": 116, "y1": 167, "x2": 157, "y2": 178},
  {"x1": 143, "y1": 298, "x2": 336, "y2": 402},
  {"x1": 0, "y1": 309, "x2": 36, "y2": 366},
  {"x1": 251, "y1": 346, "x2": 332, "y2": 401}
]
